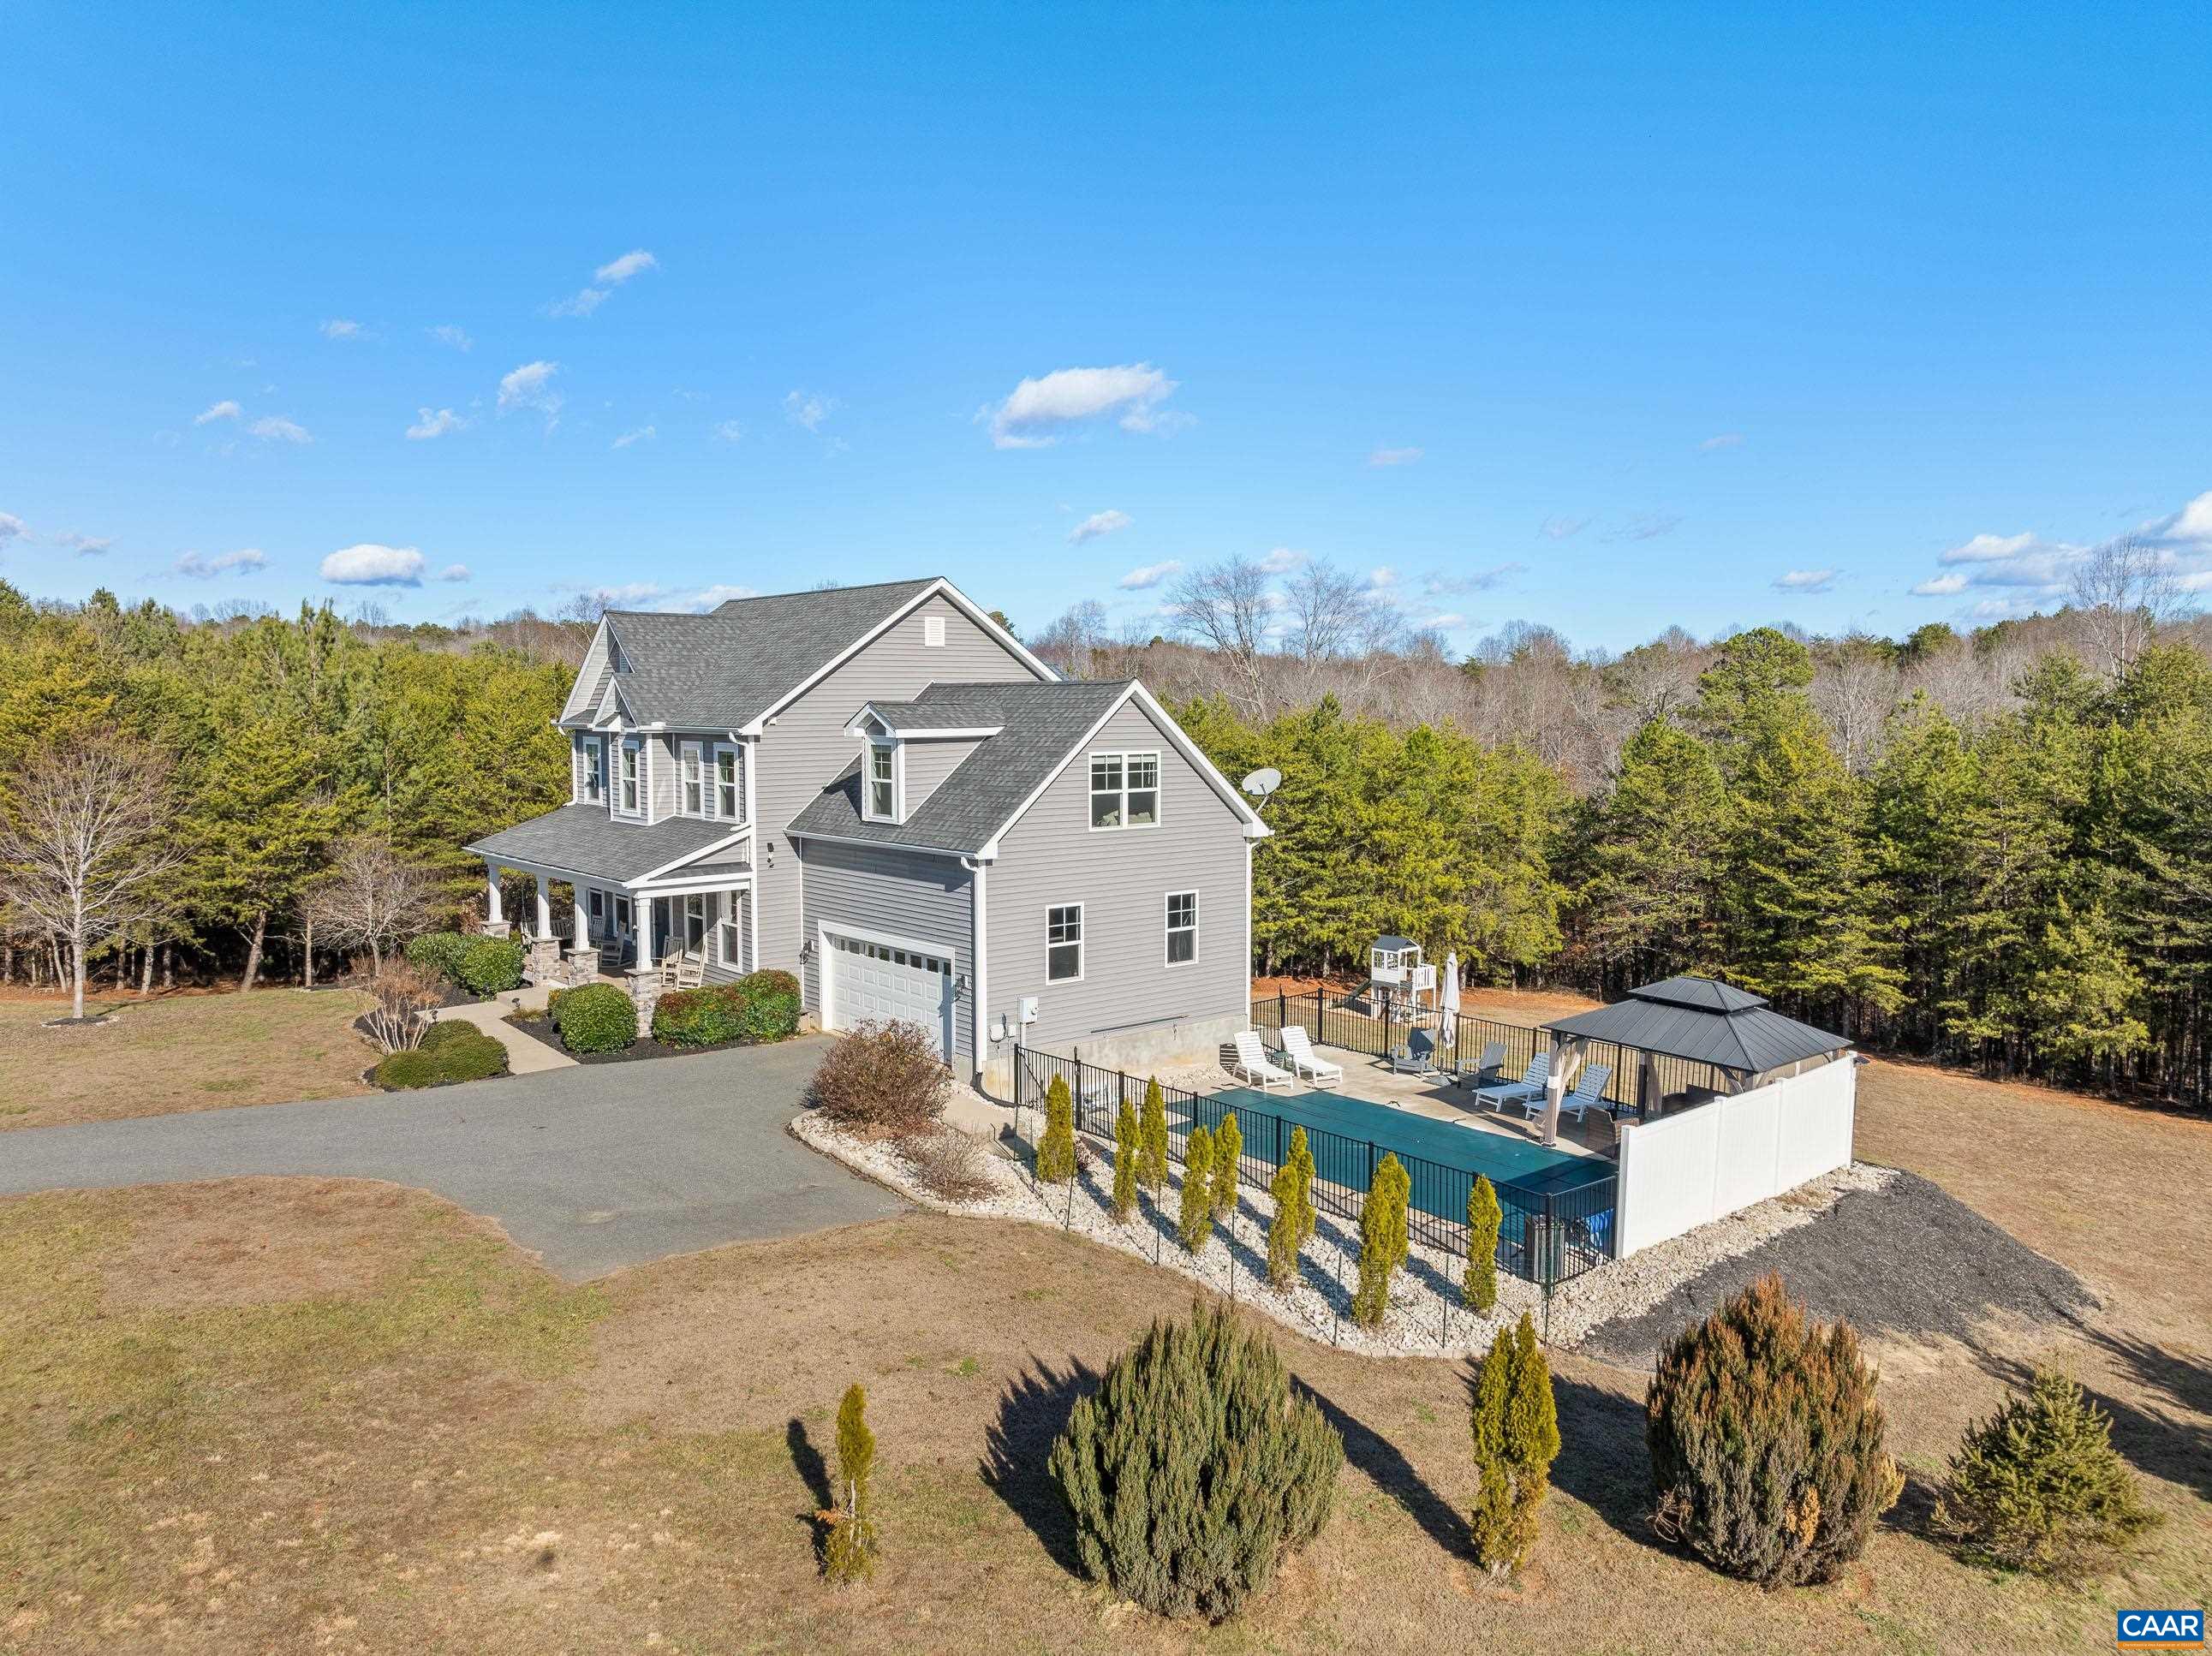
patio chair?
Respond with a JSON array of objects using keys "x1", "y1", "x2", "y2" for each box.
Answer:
[
  {"x1": 1388, "y1": 1028, "x2": 1442, "y2": 1079},
  {"x1": 1451, "y1": 1040, "x2": 1508, "y2": 1089},
  {"x1": 1231, "y1": 1031, "x2": 1297, "y2": 1093},
  {"x1": 1471, "y1": 1052, "x2": 1550, "y2": 1114},
  {"x1": 1522, "y1": 1061, "x2": 1612, "y2": 1123},
  {"x1": 659, "y1": 956, "x2": 705, "y2": 992},
  {"x1": 1278, "y1": 1026, "x2": 1344, "y2": 1086}
]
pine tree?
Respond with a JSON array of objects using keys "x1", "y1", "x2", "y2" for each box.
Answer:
[
  {"x1": 1468, "y1": 1313, "x2": 1559, "y2": 1573},
  {"x1": 1464, "y1": 1174, "x2": 1501, "y2": 1313},
  {"x1": 1266, "y1": 1158, "x2": 1304, "y2": 1290},
  {"x1": 820, "y1": 1382, "x2": 879, "y2": 1584},
  {"x1": 1110, "y1": 1093, "x2": 1140, "y2": 1223},
  {"x1": 1286, "y1": 1126, "x2": 1316, "y2": 1248},
  {"x1": 1138, "y1": 1076, "x2": 1169, "y2": 1193},
  {"x1": 1211, "y1": 1110, "x2": 1242, "y2": 1220},
  {"x1": 1036, "y1": 1074, "x2": 1077, "y2": 1184},
  {"x1": 1577, "y1": 718, "x2": 1732, "y2": 986},
  {"x1": 1504, "y1": 1314, "x2": 1560, "y2": 1549},
  {"x1": 1351, "y1": 1153, "x2": 1410, "y2": 1329},
  {"x1": 1178, "y1": 1126, "x2": 1214, "y2": 1253}
]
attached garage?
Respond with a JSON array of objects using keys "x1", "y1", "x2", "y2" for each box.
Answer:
[{"x1": 821, "y1": 929, "x2": 955, "y2": 1059}]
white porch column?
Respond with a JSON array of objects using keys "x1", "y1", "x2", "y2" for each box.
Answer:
[
  {"x1": 573, "y1": 885, "x2": 589, "y2": 955},
  {"x1": 534, "y1": 873, "x2": 552, "y2": 938},
  {"x1": 636, "y1": 897, "x2": 657, "y2": 972},
  {"x1": 484, "y1": 861, "x2": 504, "y2": 925}
]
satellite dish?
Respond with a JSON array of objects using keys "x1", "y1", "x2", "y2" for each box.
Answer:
[{"x1": 1240, "y1": 766, "x2": 1283, "y2": 800}]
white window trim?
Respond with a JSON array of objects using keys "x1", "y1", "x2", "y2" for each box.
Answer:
[
  {"x1": 1166, "y1": 888, "x2": 1198, "y2": 969},
  {"x1": 682, "y1": 892, "x2": 708, "y2": 959},
  {"x1": 863, "y1": 740, "x2": 903, "y2": 823},
  {"x1": 681, "y1": 741, "x2": 704, "y2": 818},
  {"x1": 583, "y1": 736, "x2": 606, "y2": 806},
  {"x1": 618, "y1": 738, "x2": 643, "y2": 818},
  {"x1": 716, "y1": 891, "x2": 742, "y2": 969},
  {"x1": 1087, "y1": 750, "x2": 1162, "y2": 833},
  {"x1": 713, "y1": 745, "x2": 740, "y2": 822},
  {"x1": 1046, "y1": 901, "x2": 1084, "y2": 985}
]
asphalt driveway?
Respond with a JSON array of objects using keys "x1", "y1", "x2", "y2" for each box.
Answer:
[{"x1": 0, "y1": 1035, "x2": 906, "y2": 1279}]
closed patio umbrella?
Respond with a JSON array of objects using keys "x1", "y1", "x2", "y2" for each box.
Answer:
[{"x1": 1441, "y1": 951, "x2": 1460, "y2": 1046}]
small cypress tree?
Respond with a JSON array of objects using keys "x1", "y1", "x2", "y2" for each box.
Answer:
[
  {"x1": 1468, "y1": 1324, "x2": 1517, "y2": 1570},
  {"x1": 1139, "y1": 1076, "x2": 1169, "y2": 1193},
  {"x1": 1464, "y1": 1174, "x2": 1502, "y2": 1313},
  {"x1": 1468, "y1": 1312, "x2": 1559, "y2": 1574},
  {"x1": 820, "y1": 1383, "x2": 879, "y2": 1584},
  {"x1": 1211, "y1": 1110, "x2": 1242, "y2": 1220},
  {"x1": 1110, "y1": 1093, "x2": 1141, "y2": 1223},
  {"x1": 1934, "y1": 1368, "x2": 2160, "y2": 1579},
  {"x1": 1266, "y1": 1153, "x2": 1307, "y2": 1290},
  {"x1": 1178, "y1": 1126, "x2": 1214, "y2": 1253},
  {"x1": 1351, "y1": 1153, "x2": 1410, "y2": 1329},
  {"x1": 1505, "y1": 1314, "x2": 1560, "y2": 1549},
  {"x1": 1286, "y1": 1126, "x2": 1316, "y2": 1248},
  {"x1": 1036, "y1": 1073, "x2": 1077, "y2": 1184}
]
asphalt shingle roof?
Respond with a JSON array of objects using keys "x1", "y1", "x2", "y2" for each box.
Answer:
[
  {"x1": 582, "y1": 578, "x2": 945, "y2": 730},
  {"x1": 1542, "y1": 976, "x2": 1850, "y2": 1074},
  {"x1": 787, "y1": 680, "x2": 1134, "y2": 855},
  {"x1": 468, "y1": 805, "x2": 742, "y2": 885}
]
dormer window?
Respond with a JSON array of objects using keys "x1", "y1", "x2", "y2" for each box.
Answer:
[
  {"x1": 865, "y1": 742, "x2": 898, "y2": 821},
  {"x1": 583, "y1": 738, "x2": 605, "y2": 803},
  {"x1": 620, "y1": 740, "x2": 641, "y2": 814},
  {"x1": 716, "y1": 748, "x2": 739, "y2": 819},
  {"x1": 682, "y1": 742, "x2": 703, "y2": 815}
]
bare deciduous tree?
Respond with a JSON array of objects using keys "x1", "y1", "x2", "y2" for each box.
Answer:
[
  {"x1": 303, "y1": 836, "x2": 433, "y2": 973},
  {"x1": 1170, "y1": 557, "x2": 1278, "y2": 719},
  {"x1": 2071, "y1": 534, "x2": 2181, "y2": 681},
  {"x1": 0, "y1": 738, "x2": 184, "y2": 1021}
]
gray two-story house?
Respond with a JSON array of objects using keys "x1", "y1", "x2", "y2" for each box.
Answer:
[{"x1": 466, "y1": 577, "x2": 1267, "y2": 1093}]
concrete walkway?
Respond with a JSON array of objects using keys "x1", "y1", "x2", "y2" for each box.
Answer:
[
  {"x1": 0, "y1": 1036, "x2": 905, "y2": 1279},
  {"x1": 432, "y1": 983, "x2": 575, "y2": 1074}
]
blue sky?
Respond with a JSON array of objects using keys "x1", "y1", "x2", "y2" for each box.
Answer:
[{"x1": 3, "y1": 3, "x2": 2209, "y2": 650}]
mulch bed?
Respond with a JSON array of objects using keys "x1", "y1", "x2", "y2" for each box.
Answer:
[
  {"x1": 504, "y1": 1014, "x2": 782, "y2": 1066},
  {"x1": 1578, "y1": 1171, "x2": 2096, "y2": 1367}
]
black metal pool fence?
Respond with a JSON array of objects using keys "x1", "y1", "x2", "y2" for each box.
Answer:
[{"x1": 1012, "y1": 1044, "x2": 1616, "y2": 1289}]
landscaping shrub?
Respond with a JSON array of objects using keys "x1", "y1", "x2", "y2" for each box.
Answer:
[
  {"x1": 1036, "y1": 1075, "x2": 1077, "y2": 1183},
  {"x1": 374, "y1": 1049, "x2": 438, "y2": 1090},
  {"x1": 1178, "y1": 1126, "x2": 1214, "y2": 1252},
  {"x1": 653, "y1": 984, "x2": 750, "y2": 1047},
  {"x1": 1933, "y1": 1368, "x2": 2160, "y2": 1579},
  {"x1": 736, "y1": 968, "x2": 802, "y2": 1039},
  {"x1": 1465, "y1": 1174, "x2": 1502, "y2": 1313},
  {"x1": 1211, "y1": 1110, "x2": 1241, "y2": 1219},
  {"x1": 546, "y1": 986, "x2": 572, "y2": 1027},
  {"x1": 376, "y1": 1025, "x2": 510, "y2": 1087},
  {"x1": 455, "y1": 936, "x2": 525, "y2": 997},
  {"x1": 1647, "y1": 1272, "x2": 1903, "y2": 1587},
  {"x1": 1111, "y1": 1094, "x2": 1140, "y2": 1222},
  {"x1": 1048, "y1": 1298, "x2": 1342, "y2": 1620},
  {"x1": 417, "y1": 1018, "x2": 473, "y2": 1052},
  {"x1": 811, "y1": 1018, "x2": 949, "y2": 1136},
  {"x1": 404, "y1": 931, "x2": 471, "y2": 983},
  {"x1": 1352, "y1": 1152, "x2": 1410, "y2": 1329},
  {"x1": 555, "y1": 982, "x2": 638, "y2": 1054},
  {"x1": 820, "y1": 1383, "x2": 879, "y2": 1584},
  {"x1": 900, "y1": 1126, "x2": 997, "y2": 1204},
  {"x1": 363, "y1": 960, "x2": 440, "y2": 1053},
  {"x1": 1469, "y1": 1313, "x2": 1559, "y2": 1575},
  {"x1": 1138, "y1": 1077, "x2": 1169, "y2": 1193},
  {"x1": 432, "y1": 1031, "x2": 509, "y2": 1082}
]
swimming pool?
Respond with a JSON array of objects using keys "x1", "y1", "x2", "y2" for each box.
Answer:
[{"x1": 1209, "y1": 1085, "x2": 1600, "y2": 1197}]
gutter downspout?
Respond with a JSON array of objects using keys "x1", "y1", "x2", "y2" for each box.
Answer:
[{"x1": 964, "y1": 855, "x2": 990, "y2": 1091}]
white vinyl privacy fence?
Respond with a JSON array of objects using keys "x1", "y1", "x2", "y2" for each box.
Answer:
[{"x1": 1613, "y1": 1056, "x2": 1857, "y2": 1257}]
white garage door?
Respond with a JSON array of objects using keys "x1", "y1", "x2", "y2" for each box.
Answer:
[{"x1": 823, "y1": 931, "x2": 953, "y2": 1059}]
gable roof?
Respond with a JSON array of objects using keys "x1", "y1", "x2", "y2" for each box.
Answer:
[
  {"x1": 467, "y1": 804, "x2": 742, "y2": 886},
  {"x1": 569, "y1": 578, "x2": 1053, "y2": 733},
  {"x1": 1541, "y1": 976, "x2": 1850, "y2": 1074}
]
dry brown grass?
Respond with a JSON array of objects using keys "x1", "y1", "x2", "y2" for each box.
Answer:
[{"x1": 0, "y1": 986, "x2": 377, "y2": 1131}]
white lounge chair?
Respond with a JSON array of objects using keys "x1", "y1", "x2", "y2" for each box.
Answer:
[
  {"x1": 1522, "y1": 1062, "x2": 1613, "y2": 1123},
  {"x1": 1278, "y1": 1026, "x2": 1344, "y2": 1086},
  {"x1": 1231, "y1": 1031, "x2": 1297, "y2": 1093},
  {"x1": 1472, "y1": 1052, "x2": 1549, "y2": 1114}
]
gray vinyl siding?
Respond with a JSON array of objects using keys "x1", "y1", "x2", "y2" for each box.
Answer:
[
  {"x1": 985, "y1": 700, "x2": 1249, "y2": 1056},
  {"x1": 757, "y1": 592, "x2": 1045, "y2": 977},
  {"x1": 797, "y1": 839, "x2": 975, "y2": 1061},
  {"x1": 900, "y1": 737, "x2": 981, "y2": 814}
]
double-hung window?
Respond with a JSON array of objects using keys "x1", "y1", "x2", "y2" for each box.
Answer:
[
  {"x1": 683, "y1": 893, "x2": 707, "y2": 957},
  {"x1": 716, "y1": 892, "x2": 742, "y2": 968},
  {"x1": 1089, "y1": 752, "x2": 1160, "y2": 829},
  {"x1": 682, "y1": 743, "x2": 703, "y2": 816},
  {"x1": 716, "y1": 748, "x2": 739, "y2": 819},
  {"x1": 1166, "y1": 891, "x2": 1197, "y2": 966},
  {"x1": 866, "y1": 743, "x2": 897, "y2": 821},
  {"x1": 1046, "y1": 903, "x2": 1083, "y2": 982},
  {"x1": 620, "y1": 741, "x2": 641, "y2": 813},
  {"x1": 583, "y1": 738, "x2": 605, "y2": 803}
]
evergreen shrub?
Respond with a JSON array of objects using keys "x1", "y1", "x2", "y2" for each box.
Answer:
[
  {"x1": 455, "y1": 936, "x2": 525, "y2": 996},
  {"x1": 556, "y1": 982, "x2": 639, "y2": 1054},
  {"x1": 736, "y1": 969, "x2": 802, "y2": 1039},
  {"x1": 653, "y1": 985, "x2": 750, "y2": 1047},
  {"x1": 1468, "y1": 1313, "x2": 1559, "y2": 1573},
  {"x1": 1036, "y1": 1075, "x2": 1078, "y2": 1183}
]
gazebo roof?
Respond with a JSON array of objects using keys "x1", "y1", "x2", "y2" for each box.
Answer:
[{"x1": 1541, "y1": 976, "x2": 1850, "y2": 1074}]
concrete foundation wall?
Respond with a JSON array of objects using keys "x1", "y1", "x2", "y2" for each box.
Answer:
[{"x1": 981, "y1": 1009, "x2": 1247, "y2": 1099}]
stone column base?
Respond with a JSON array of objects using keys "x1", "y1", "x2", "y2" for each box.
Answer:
[{"x1": 479, "y1": 920, "x2": 512, "y2": 939}]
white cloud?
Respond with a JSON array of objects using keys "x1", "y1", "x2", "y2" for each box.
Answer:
[
  {"x1": 429, "y1": 325, "x2": 474, "y2": 352},
  {"x1": 1257, "y1": 546, "x2": 1308, "y2": 574},
  {"x1": 1117, "y1": 559, "x2": 1183, "y2": 591},
  {"x1": 406, "y1": 407, "x2": 466, "y2": 440},
  {"x1": 1911, "y1": 492, "x2": 2212, "y2": 604},
  {"x1": 1911, "y1": 572, "x2": 1970, "y2": 597},
  {"x1": 2139, "y1": 489, "x2": 2212, "y2": 548},
  {"x1": 176, "y1": 547, "x2": 265, "y2": 578},
  {"x1": 1422, "y1": 567, "x2": 1518, "y2": 597},
  {"x1": 612, "y1": 426, "x2": 657, "y2": 449},
  {"x1": 712, "y1": 420, "x2": 744, "y2": 444},
  {"x1": 1774, "y1": 569, "x2": 1838, "y2": 593},
  {"x1": 321, "y1": 319, "x2": 364, "y2": 341},
  {"x1": 436, "y1": 563, "x2": 471, "y2": 582},
  {"x1": 784, "y1": 390, "x2": 838, "y2": 432},
  {"x1": 1422, "y1": 612, "x2": 1469, "y2": 630},
  {"x1": 594, "y1": 249, "x2": 659, "y2": 285},
  {"x1": 982, "y1": 363, "x2": 1182, "y2": 450},
  {"x1": 1366, "y1": 566, "x2": 1399, "y2": 591},
  {"x1": 249, "y1": 416, "x2": 313, "y2": 444},
  {"x1": 498, "y1": 360, "x2": 563, "y2": 425},
  {"x1": 585, "y1": 581, "x2": 667, "y2": 607},
  {"x1": 55, "y1": 531, "x2": 111, "y2": 556},
  {"x1": 1700, "y1": 432, "x2": 1744, "y2": 451},
  {"x1": 1605, "y1": 513, "x2": 1684, "y2": 542},
  {"x1": 320, "y1": 543, "x2": 426, "y2": 587},
  {"x1": 1538, "y1": 515, "x2": 1589, "y2": 540},
  {"x1": 1368, "y1": 446, "x2": 1424, "y2": 468},
  {"x1": 683, "y1": 584, "x2": 758, "y2": 610},
  {"x1": 194, "y1": 399, "x2": 241, "y2": 426},
  {"x1": 1070, "y1": 509, "x2": 1134, "y2": 545},
  {"x1": 547, "y1": 286, "x2": 609, "y2": 319},
  {"x1": 0, "y1": 512, "x2": 25, "y2": 546}
]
